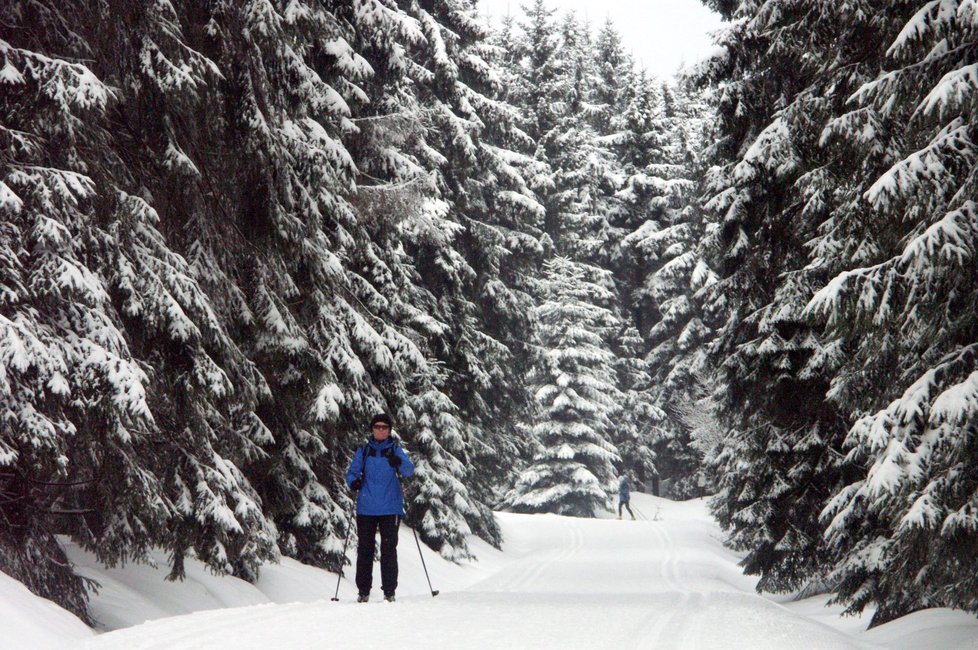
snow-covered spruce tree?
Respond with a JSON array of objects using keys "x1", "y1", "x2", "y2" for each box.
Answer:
[
  {"x1": 616, "y1": 76, "x2": 713, "y2": 497},
  {"x1": 545, "y1": 11, "x2": 625, "y2": 267},
  {"x1": 672, "y1": 376, "x2": 726, "y2": 491},
  {"x1": 0, "y1": 0, "x2": 280, "y2": 616},
  {"x1": 396, "y1": 0, "x2": 551, "y2": 551},
  {"x1": 806, "y1": 0, "x2": 978, "y2": 624},
  {"x1": 689, "y1": 0, "x2": 877, "y2": 593},
  {"x1": 465, "y1": 14, "x2": 552, "y2": 507},
  {"x1": 504, "y1": 257, "x2": 622, "y2": 516},
  {"x1": 503, "y1": 6, "x2": 663, "y2": 492},
  {"x1": 581, "y1": 26, "x2": 720, "y2": 491},
  {"x1": 403, "y1": 376, "x2": 483, "y2": 560},
  {"x1": 503, "y1": 5, "x2": 609, "y2": 245},
  {"x1": 511, "y1": 0, "x2": 565, "y2": 148},
  {"x1": 497, "y1": 0, "x2": 585, "y2": 251},
  {"x1": 0, "y1": 32, "x2": 129, "y2": 619},
  {"x1": 504, "y1": 0, "x2": 610, "y2": 251},
  {"x1": 490, "y1": 0, "x2": 574, "y2": 492},
  {"x1": 336, "y1": 0, "x2": 541, "y2": 555},
  {"x1": 183, "y1": 0, "x2": 444, "y2": 570},
  {"x1": 591, "y1": 71, "x2": 674, "y2": 486},
  {"x1": 605, "y1": 74, "x2": 668, "y2": 334},
  {"x1": 591, "y1": 18, "x2": 634, "y2": 137},
  {"x1": 558, "y1": 12, "x2": 596, "y2": 121},
  {"x1": 102, "y1": 0, "x2": 424, "y2": 572},
  {"x1": 86, "y1": 0, "x2": 284, "y2": 582},
  {"x1": 612, "y1": 325, "x2": 663, "y2": 487}
]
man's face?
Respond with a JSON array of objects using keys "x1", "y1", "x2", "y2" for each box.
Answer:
[{"x1": 372, "y1": 423, "x2": 391, "y2": 440}]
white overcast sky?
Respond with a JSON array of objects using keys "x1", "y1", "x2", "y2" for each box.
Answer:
[{"x1": 477, "y1": 0, "x2": 725, "y2": 80}]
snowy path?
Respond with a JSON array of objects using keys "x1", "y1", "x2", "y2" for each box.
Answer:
[{"x1": 77, "y1": 495, "x2": 882, "y2": 650}]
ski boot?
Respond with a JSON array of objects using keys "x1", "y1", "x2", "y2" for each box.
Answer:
[
  {"x1": 357, "y1": 593, "x2": 369, "y2": 603},
  {"x1": 384, "y1": 592, "x2": 396, "y2": 603}
]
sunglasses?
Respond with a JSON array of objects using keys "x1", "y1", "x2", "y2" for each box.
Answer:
[{"x1": 372, "y1": 424, "x2": 391, "y2": 430}]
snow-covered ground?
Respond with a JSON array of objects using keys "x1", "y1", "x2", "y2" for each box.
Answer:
[{"x1": 5, "y1": 493, "x2": 977, "y2": 649}]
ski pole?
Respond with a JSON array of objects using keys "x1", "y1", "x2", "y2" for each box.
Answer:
[
  {"x1": 331, "y1": 503, "x2": 357, "y2": 602},
  {"x1": 411, "y1": 526, "x2": 439, "y2": 597}
]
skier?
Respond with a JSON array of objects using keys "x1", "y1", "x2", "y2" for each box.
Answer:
[
  {"x1": 345, "y1": 413, "x2": 415, "y2": 602},
  {"x1": 618, "y1": 474, "x2": 635, "y2": 520}
]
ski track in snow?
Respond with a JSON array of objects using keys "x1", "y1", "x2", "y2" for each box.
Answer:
[
  {"x1": 76, "y1": 495, "x2": 889, "y2": 650},
  {"x1": 634, "y1": 518, "x2": 688, "y2": 649}
]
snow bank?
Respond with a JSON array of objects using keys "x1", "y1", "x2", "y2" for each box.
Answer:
[
  {"x1": 59, "y1": 530, "x2": 503, "y2": 632},
  {"x1": 62, "y1": 540, "x2": 271, "y2": 631},
  {"x1": 0, "y1": 570, "x2": 93, "y2": 649},
  {"x1": 864, "y1": 608, "x2": 978, "y2": 650}
]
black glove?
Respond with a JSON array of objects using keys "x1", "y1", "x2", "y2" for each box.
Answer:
[
  {"x1": 386, "y1": 453, "x2": 402, "y2": 469},
  {"x1": 350, "y1": 477, "x2": 363, "y2": 491}
]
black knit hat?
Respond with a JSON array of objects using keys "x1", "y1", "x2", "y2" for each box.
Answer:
[{"x1": 369, "y1": 413, "x2": 393, "y2": 429}]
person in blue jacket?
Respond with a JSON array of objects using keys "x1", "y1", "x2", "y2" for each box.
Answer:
[
  {"x1": 618, "y1": 474, "x2": 635, "y2": 520},
  {"x1": 345, "y1": 413, "x2": 415, "y2": 602}
]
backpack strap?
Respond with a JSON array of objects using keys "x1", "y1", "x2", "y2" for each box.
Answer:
[
  {"x1": 359, "y1": 443, "x2": 370, "y2": 481},
  {"x1": 360, "y1": 438, "x2": 403, "y2": 480}
]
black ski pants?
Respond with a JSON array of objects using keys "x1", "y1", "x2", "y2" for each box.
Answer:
[
  {"x1": 355, "y1": 514, "x2": 399, "y2": 596},
  {"x1": 619, "y1": 499, "x2": 634, "y2": 518}
]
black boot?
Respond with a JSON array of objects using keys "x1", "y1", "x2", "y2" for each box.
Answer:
[
  {"x1": 384, "y1": 592, "x2": 395, "y2": 602},
  {"x1": 357, "y1": 593, "x2": 369, "y2": 603}
]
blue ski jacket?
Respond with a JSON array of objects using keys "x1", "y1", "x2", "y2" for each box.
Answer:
[
  {"x1": 345, "y1": 437, "x2": 415, "y2": 516},
  {"x1": 619, "y1": 477, "x2": 630, "y2": 502}
]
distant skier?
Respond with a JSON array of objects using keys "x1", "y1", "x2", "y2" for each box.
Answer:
[
  {"x1": 618, "y1": 474, "x2": 635, "y2": 520},
  {"x1": 345, "y1": 413, "x2": 415, "y2": 602}
]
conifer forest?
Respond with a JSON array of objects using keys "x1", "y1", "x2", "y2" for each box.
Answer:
[{"x1": 2, "y1": 0, "x2": 977, "y2": 629}]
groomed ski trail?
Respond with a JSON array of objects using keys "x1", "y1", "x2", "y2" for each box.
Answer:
[{"x1": 77, "y1": 494, "x2": 881, "y2": 650}]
